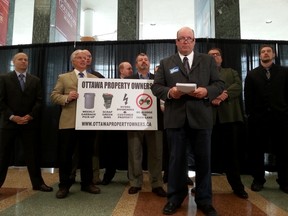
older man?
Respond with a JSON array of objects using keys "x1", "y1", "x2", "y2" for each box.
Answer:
[
  {"x1": 152, "y1": 27, "x2": 224, "y2": 215},
  {"x1": 51, "y1": 49, "x2": 100, "y2": 199}
]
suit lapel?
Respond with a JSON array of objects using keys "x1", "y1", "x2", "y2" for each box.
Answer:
[
  {"x1": 173, "y1": 54, "x2": 188, "y2": 77},
  {"x1": 25, "y1": 73, "x2": 32, "y2": 91},
  {"x1": 69, "y1": 71, "x2": 78, "y2": 86},
  {"x1": 12, "y1": 71, "x2": 24, "y2": 92},
  {"x1": 191, "y1": 52, "x2": 201, "y2": 71}
]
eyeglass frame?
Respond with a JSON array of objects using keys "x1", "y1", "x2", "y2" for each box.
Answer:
[
  {"x1": 177, "y1": 37, "x2": 195, "y2": 43},
  {"x1": 208, "y1": 53, "x2": 221, "y2": 57}
]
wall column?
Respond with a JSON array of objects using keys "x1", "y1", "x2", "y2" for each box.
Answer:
[
  {"x1": 32, "y1": 0, "x2": 51, "y2": 43},
  {"x1": 214, "y1": 0, "x2": 240, "y2": 39},
  {"x1": 117, "y1": 0, "x2": 139, "y2": 40}
]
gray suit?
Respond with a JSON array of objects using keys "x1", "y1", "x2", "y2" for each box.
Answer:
[
  {"x1": 151, "y1": 52, "x2": 224, "y2": 206},
  {"x1": 126, "y1": 73, "x2": 163, "y2": 189},
  {"x1": 152, "y1": 52, "x2": 224, "y2": 129}
]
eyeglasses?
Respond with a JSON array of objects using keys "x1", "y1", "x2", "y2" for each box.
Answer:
[
  {"x1": 208, "y1": 53, "x2": 221, "y2": 57},
  {"x1": 177, "y1": 37, "x2": 195, "y2": 43}
]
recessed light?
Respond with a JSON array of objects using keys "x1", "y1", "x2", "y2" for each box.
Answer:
[{"x1": 265, "y1": 20, "x2": 272, "y2": 24}]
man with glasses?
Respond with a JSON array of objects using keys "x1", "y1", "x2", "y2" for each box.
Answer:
[
  {"x1": 208, "y1": 48, "x2": 248, "y2": 199},
  {"x1": 152, "y1": 27, "x2": 224, "y2": 215}
]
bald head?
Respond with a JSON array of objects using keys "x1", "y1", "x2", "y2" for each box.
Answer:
[
  {"x1": 176, "y1": 27, "x2": 196, "y2": 56},
  {"x1": 119, "y1": 62, "x2": 133, "y2": 78},
  {"x1": 13, "y1": 52, "x2": 28, "y2": 72}
]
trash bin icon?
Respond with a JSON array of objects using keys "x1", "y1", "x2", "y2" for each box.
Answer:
[
  {"x1": 102, "y1": 93, "x2": 113, "y2": 109},
  {"x1": 84, "y1": 93, "x2": 95, "y2": 109}
]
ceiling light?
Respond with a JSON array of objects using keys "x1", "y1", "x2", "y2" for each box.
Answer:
[{"x1": 265, "y1": 20, "x2": 272, "y2": 24}]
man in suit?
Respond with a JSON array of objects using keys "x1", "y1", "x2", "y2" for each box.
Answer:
[
  {"x1": 100, "y1": 61, "x2": 133, "y2": 186},
  {"x1": 51, "y1": 49, "x2": 100, "y2": 199},
  {"x1": 126, "y1": 53, "x2": 166, "y2": 197},
  {"x1": 151, "y1": 27, "x2": 224, "y2": 215},
  {"x1": 244, "y1": 44, "x2": 288, "y2": 194},
  {"x1": 208, "y1": 48, "x2": 248, "y2": 199},
  {"x1": 119, "y1": 61, "x2": 133, "y2": 78},
  {"x1": 83, "y1": 49, "x2": 105, "y2": 78},
  {"x1": 0, "y1": 52, "x2": 53, "y2": 192},
  {"x1": 70, "y1": 49, "x2": 104, "y2": 185}
]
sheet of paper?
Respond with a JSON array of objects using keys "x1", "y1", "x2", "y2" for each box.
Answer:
[{"x1": 176, "y1": 83, "x2": 197, "y2": 93}]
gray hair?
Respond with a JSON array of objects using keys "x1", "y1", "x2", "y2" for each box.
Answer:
[{"x1": 70, "y1": 49, "x2": 84, "y2": 63}]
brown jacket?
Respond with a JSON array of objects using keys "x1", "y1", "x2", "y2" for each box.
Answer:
[{"x1": 50, "y1": 71, "x2": 97, "y2": 129}]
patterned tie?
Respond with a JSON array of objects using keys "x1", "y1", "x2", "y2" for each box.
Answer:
[
  {"x1": 266, "y1": 69, "x2": 270, "y2": 80},
  {"x1": 19, "y1": 74, "x2": 25, "y2": 91},
  {"x1": 183, "y1": 56, "x2": 190, "y2": 74},
  {"x1": 79, "y1": 72, "x2": 84, "y2": 78}
]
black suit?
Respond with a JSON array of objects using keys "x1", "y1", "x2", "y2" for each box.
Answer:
[
  {"x1": 244, "y1": 63, "x2": 288, "y2": 186},
  {"x1": 87, "y1": 68, "x2": 105, "y2": 78},
  {"x1": 0, "y1": 71, "x2": 44, "y2": 188}
]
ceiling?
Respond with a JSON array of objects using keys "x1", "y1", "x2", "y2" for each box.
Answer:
[
  {"x1": 239, "y1": 0, "x2": 288, "y2": 40},
  {"x1": 11, "y1": 0, "x2": 288, "y2": 45},
  {"x1": 80, "y1": 0, "x2": 288, "y2": 41}
]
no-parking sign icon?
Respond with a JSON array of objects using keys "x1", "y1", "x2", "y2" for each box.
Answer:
[{"x1": 136, "y1": 93, "x2": 153, "y2": 110}]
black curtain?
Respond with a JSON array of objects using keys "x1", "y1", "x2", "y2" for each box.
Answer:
[{"x1": 0, "y1": 39, "x2": 288, "y2": 168}]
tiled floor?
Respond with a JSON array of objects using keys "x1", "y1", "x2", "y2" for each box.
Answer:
[{"x1": 1, "y1": 167, "x2": 288, "y2": 216}]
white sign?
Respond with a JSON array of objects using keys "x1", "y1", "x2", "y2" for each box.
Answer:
[{"x1": 75, "y1": 78, "x2": 158, "y2": 130}]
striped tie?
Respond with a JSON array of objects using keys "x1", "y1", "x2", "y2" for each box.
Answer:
[
  {"x1": 79, "y1": 72, "x2": 84, "y2": 78},
  {"x1": 19, "y1": 74, "x2": 25, "y2": 91},
  {"x1": 183, "y1": 56, "x2": 190, "y2": 74},
  {"x1": 266, "y1": 69, "x2": 270, "y2": 80}
]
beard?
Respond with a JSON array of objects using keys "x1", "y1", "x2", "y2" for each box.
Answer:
[
  {"x1": 261, "y1": 58, "x2": 272, "y2": 63},
  {"x1": 140, "y1": 64, "x2": 148, "y2": 70}
]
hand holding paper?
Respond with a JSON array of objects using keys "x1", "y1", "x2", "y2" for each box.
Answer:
[{"x1": 176, "y1": 83, "x2": 197, "y2": 93}]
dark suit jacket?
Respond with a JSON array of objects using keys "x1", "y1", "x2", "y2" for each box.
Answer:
[
  {"x1": 87, "y1": 68, "x2": 105, "y2": 78},
  {"x1": 0, "y1": 71, "x2": 42, "y2": 129},
  {"x1": 244, "y1": 63, "x2": 288, "y2": 120},
  {"x1": 91, "y1": 71, "x2": 105, "y2": 78},
  {"x1": 151, "y1": 52, "x2": 224, "y2": 129}
]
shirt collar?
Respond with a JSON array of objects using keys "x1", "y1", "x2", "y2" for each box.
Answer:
[
  {"x1": 179, "y1": 51, "x2": 194, "y2": 66},
  {"x1": 15, "y1": 71, "x2": 27, "y2": 77},
  {"x1": 138, "y1": 72, "x2": 150, "y2": 79},
  {"x1": 74, "y1": 69, "x2": 87, "y2": 78}
]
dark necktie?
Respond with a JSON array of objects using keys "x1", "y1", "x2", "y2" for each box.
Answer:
[
  {"x1": 79, "y1": 72, "x2": 84, "y2": 78},
  {"x1": 19, "y1": 74, "x2": 25, "y2": 91},
  {"x1": 266, "y1": 69, "x2": 270, "y2": 80},
  {"x1": 183, "y1": 56, "x2": 190, "y2": 74}
]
